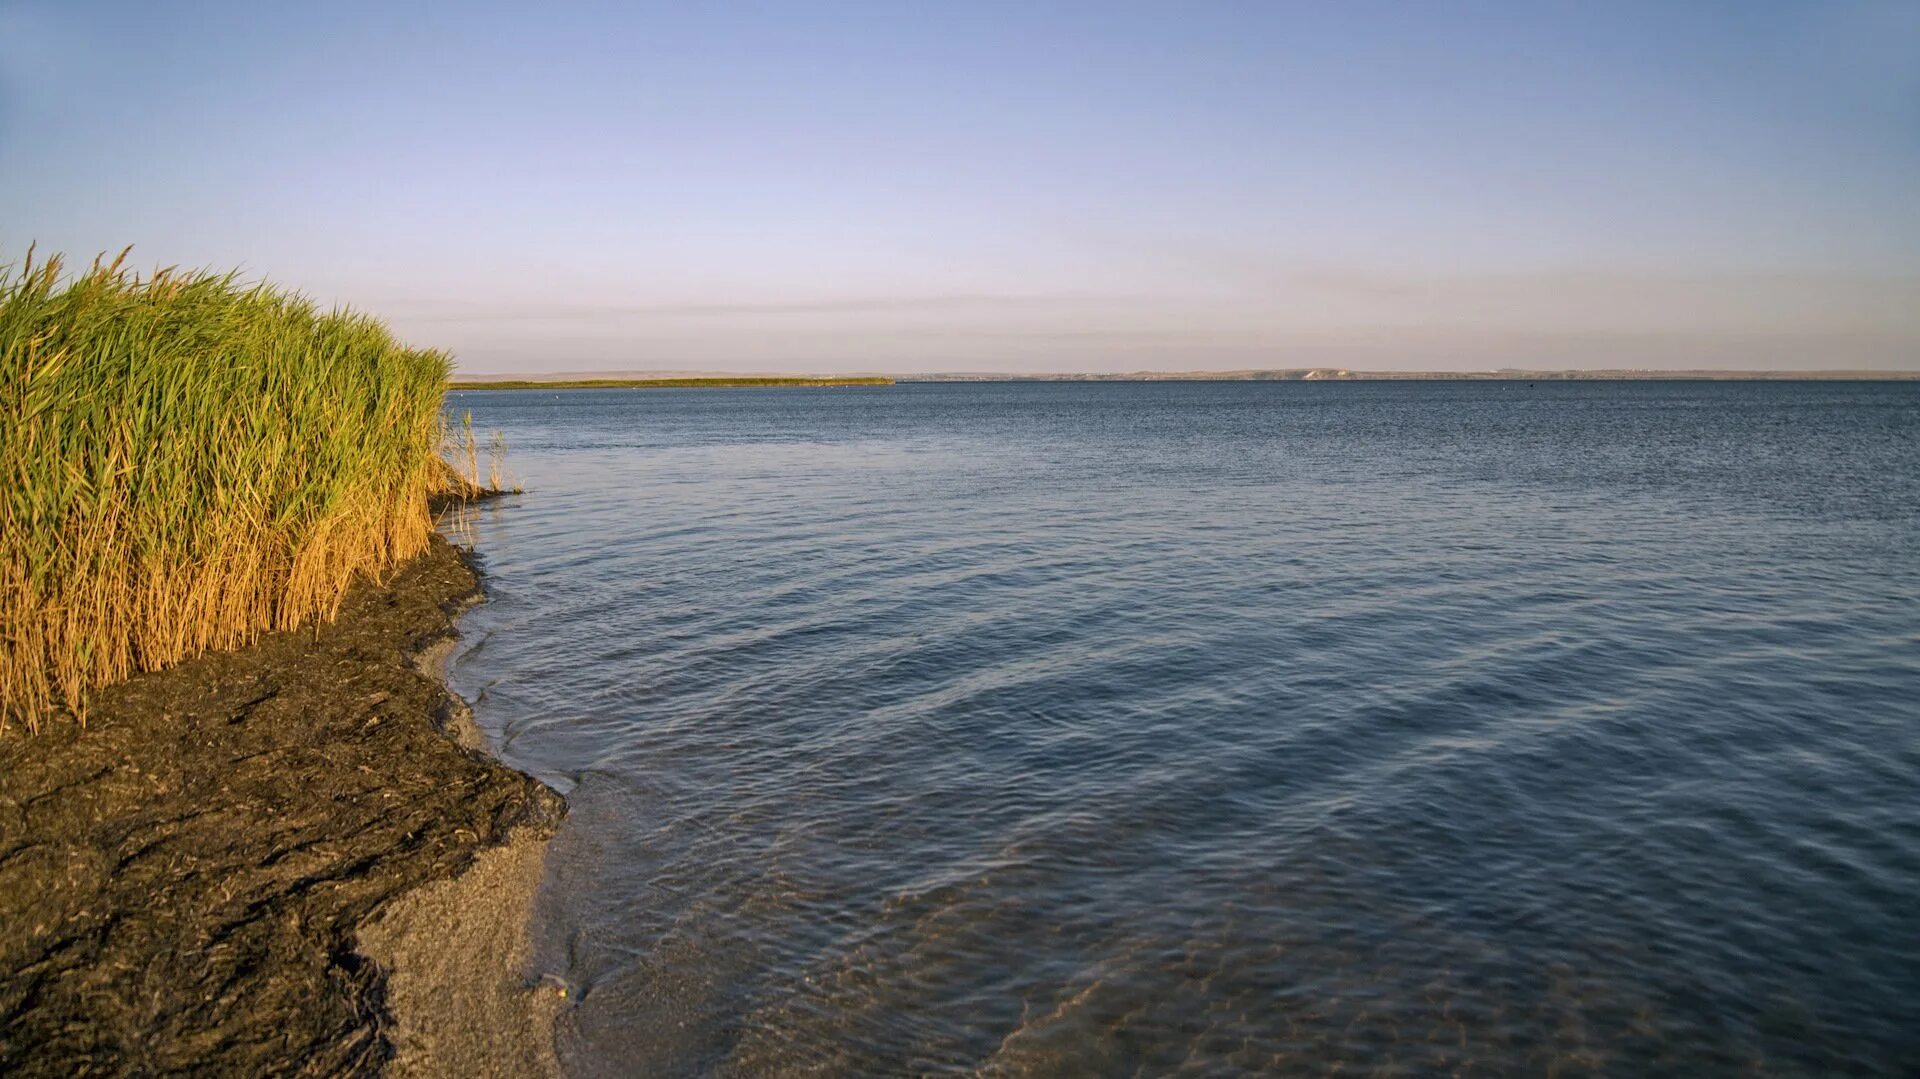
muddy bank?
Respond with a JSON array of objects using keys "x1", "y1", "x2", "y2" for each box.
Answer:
[{"x1": 0, "y1": 536, "x2": 562, "y2": 1075}]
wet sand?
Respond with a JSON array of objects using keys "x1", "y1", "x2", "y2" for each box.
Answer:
[
  {"x1": 0, "y1": 535, "x2": 562, "y2": 1075},
  {"x1": 358, "y1": 828, "x2": 561, "y2": 1077}
]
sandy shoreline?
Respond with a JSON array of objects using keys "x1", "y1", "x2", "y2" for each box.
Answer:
[
  {"x1": 358, "y1": 827, "x2": 561, "y2": 1077},
  {"x1": 357, "y1": 617, "x2": 563, "y2": 1078},
  {"x1": 0, "y1": 535, "x2": 563, "y2": 1075}
]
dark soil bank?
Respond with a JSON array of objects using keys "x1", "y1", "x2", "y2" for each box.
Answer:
[{"x1": 0, "y1": 537, "x2": 561, "y2": 1076}]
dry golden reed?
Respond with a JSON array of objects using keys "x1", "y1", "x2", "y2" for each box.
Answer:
[{"x1": 0, "y1": 248, "x2": 471, "y2": 732}]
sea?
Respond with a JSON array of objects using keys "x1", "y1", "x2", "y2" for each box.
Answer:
[{"x1": 440, "y1": 380, "x2": 1920, "y2": 1076}]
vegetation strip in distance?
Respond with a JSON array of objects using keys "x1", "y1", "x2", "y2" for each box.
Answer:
[{"x1": 448, "y1": 376, "x2": 895, "y2": 390}]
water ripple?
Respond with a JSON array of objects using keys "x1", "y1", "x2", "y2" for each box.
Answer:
[{"x1": 443, "y1": 381, "x2": 1920, "y2": 1075}]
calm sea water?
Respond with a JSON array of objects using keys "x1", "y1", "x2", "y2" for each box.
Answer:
[{"x1": 442, "y1": 381, "x2": 1920, "y2": 1076}]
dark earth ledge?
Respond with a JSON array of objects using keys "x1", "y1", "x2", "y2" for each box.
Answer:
[{"x1": 0, "y1": 536, "x2": 561, "y2": 1076}]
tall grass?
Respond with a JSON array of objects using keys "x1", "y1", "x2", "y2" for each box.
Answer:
[{"x1": 0, "y1": 249, "x2": 469, "y2": 732}]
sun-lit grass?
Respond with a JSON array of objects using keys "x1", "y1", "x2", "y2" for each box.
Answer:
[{"x1": 0, "y1": 248, "x2": 478, "y2": 732}]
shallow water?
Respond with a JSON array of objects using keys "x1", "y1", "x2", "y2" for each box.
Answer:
[{"x1": 443, "y1": 381, "x2": 1920, "y2": 1076}]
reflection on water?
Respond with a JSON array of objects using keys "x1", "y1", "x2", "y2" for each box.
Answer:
[{"x1": 444, "y1": 381, "x2": 1920, "y2": 1075}]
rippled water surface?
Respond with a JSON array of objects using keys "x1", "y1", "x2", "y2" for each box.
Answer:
[{"x1": 443, "y1": 381, "x2": 1920, "y2": 1076}]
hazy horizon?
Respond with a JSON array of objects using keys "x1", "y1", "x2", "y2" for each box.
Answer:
[{"x1": 5, "y1": 2, "x2": 1918, "y2": 374}]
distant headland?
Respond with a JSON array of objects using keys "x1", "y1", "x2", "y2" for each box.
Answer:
[{"x1": 449, "y1": 375, "x2": 894, "y2": 390}]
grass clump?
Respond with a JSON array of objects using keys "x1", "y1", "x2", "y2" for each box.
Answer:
[{"x1": 0, "y1": 249, "x2": 469, "y2": 732}]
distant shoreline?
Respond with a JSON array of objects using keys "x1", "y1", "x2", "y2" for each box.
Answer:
[
  {"x1": 450, "y1": 369, "x2": 1917, "y2": 388},
  {"x1": 449, "y1": 376, "x2": 894, "y2": 390},
  {"x1": 897, "y1": 368, "x2": 1920, "y2": 383}
]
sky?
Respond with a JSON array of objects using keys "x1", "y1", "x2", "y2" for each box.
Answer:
[{"x1": 3, "y1": 1, "x2": 1917, "y2": 375}]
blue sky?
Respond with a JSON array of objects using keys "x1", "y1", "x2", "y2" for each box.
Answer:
[{"x1": 3, "y1": 1, "x2": 1917, "y2": 373}]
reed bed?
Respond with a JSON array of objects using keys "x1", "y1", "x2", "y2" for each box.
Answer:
[{"x1": 0, "y1": 249, "x2": 474, "y2": 732}]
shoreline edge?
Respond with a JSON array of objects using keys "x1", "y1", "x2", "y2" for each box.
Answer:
[{"x1": 0, "y1": 535, "x2": 566, "y2": 1075}]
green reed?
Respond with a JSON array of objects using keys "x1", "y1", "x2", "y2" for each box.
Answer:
[{"x1": 0, "y1": 248, "x2": 475, "y2": 732}]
